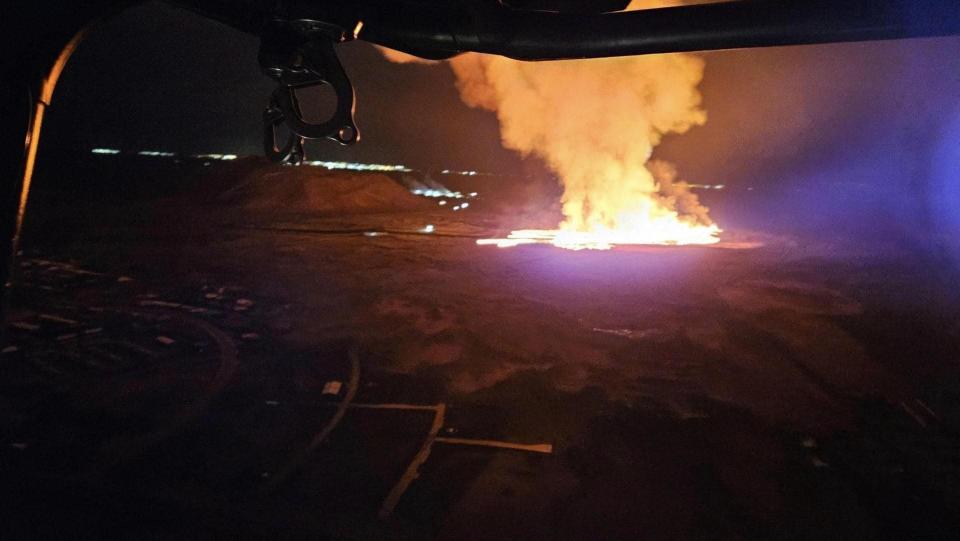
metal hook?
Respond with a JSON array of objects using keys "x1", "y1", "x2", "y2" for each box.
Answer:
[
  {"x1": 260, "y1": 33, "x2": 359, "y2": 162},
  {"x1": 263, "y1": 93, "x2": 305, "y2": 164}
]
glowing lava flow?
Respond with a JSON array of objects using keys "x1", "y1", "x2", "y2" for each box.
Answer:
[{"x1": 477, "y1": 221, "x2": 721, "y2": 250}]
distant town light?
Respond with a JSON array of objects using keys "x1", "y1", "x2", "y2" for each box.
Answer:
[
  {"x1": 305, "y1": 160, "x2": 412, "y2": 172},
  {"x1": 437, "y1": 169, "x2": 489, "y2": 177},
  {"x1": 95, "y1": 149, "x2": 244, "y2": 160},
  {"x1": 688, "y1": 183, "x2": 727, "y2": 191},
  {"x1": 194, "y1": 153, "x2": 240, "y2": 161},
  {"x1": 412, "y1": 187, "x2": 463, "y2": 199}
]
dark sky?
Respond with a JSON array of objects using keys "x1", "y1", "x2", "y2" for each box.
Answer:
[
  {"x1": 47, "y1": 0, "x2": 960, "y2": 193},
  {"x1": 48, "y1": 1, "x2": 520, "y2": 173}
]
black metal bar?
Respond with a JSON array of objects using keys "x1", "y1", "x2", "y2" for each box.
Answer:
[
  {"x1": 362, "y1": 0, "x2": 960, "y2": 60},
  {"x1": 172, "y1": 0, "x2": 960, "y2": 60}
]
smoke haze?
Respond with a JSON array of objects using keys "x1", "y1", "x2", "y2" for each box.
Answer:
[{"x1": 380, "y1": 0, "x2": 717, "y2": 237}]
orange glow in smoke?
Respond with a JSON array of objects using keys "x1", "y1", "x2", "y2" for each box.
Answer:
[
  {"x1": 464, "y1": 1, "x2": 721, "y2": 250},
  {"x1": 381, "y1": 1, "x2": 722, "y2": 250}
]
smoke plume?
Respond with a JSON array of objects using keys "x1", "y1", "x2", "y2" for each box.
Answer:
[{"x1": 380, "y1": 0, "x2": 716, "y2": 234}]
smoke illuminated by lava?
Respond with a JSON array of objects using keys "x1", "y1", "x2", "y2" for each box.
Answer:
[{"x1": 381, "y1": 0, "x2": 721, "y2": 250}]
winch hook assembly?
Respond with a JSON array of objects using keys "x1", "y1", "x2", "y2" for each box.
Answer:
[{"x1": 259, "y1": 21, "x2": 359, "y2": 164}]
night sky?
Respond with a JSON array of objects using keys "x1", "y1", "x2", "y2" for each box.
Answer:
[{"x1": 45, "y1": 1, "x2": 960, "y2": 194}]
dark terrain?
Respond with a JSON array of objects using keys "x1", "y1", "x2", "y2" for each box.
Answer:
[{"x1": 2, "y1": 155, "x2": 959, "y2": 539}]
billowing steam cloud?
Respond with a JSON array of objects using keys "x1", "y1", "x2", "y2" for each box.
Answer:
[{"x1": 380, "y1": 0, "x2": 717, "y2": 237}]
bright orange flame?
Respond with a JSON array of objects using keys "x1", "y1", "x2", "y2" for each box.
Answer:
[
  {"x1": 383, "y1": 1, "x2": 722, "y2": 251},
  {"x1": 457, "y1": 1, "x2": 721, "y2": 251},
  {"x1": 477, "y1": 219, "x2": 721, "y2": 250},
  {"x1": 478, "y1": 163, "x2": 722, "y2": 250}
]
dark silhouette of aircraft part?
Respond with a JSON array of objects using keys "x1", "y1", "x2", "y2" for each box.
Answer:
[{"x1": 259, "y1": 20, "x2": 359, "y2": 163}]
